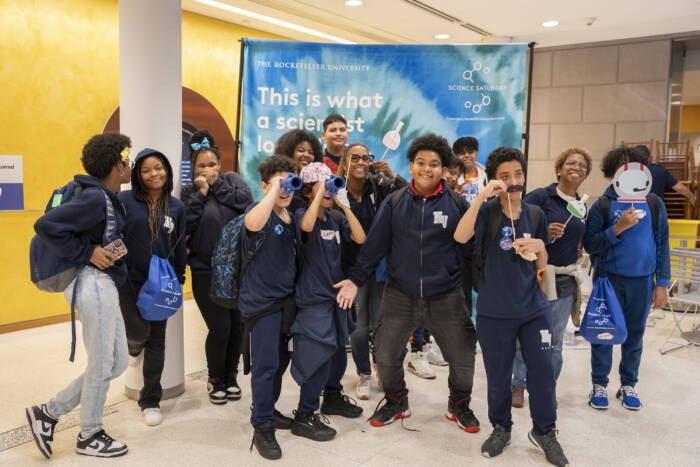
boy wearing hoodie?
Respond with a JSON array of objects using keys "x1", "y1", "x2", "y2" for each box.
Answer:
[
  {"x1": 453, "y1": 136, "x2": 487, "y2": 204},
  {"x1": 334, "y1": 134, "x2": 479, "y2": 433},
  {"x1": 26, "y1": 133, "x2": 132, "y2": 459},
  {"x1": 117, "y1": 148, "x2": 187, "y2": 426}
]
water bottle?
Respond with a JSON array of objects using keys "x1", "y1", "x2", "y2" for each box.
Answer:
[{"x1": 279, "y1": 173, "x2": 302, "y2": 195}]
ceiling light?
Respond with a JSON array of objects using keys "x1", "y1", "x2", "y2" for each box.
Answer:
[
  {"x1": 345, "y1": 0, "x2": 363, "y2": 6},
  {"x1": 435, "y1": 34, "x2": 450, "y2": 39},
  {"x1": 542, "y1": 20, "x2": 559, "y2": 27},
  {"x1": 194, "y1": 0, "x2": 355, "y2": 44}
]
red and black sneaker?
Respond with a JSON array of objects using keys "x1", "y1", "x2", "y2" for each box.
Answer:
[
  {"x1": 369, "y1": 392, "x2": 411, "y2": 427},
  {"x1": 445, "y1": 396, "x2": 480, "y2": 433}
]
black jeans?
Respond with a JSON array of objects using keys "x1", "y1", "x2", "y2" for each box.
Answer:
[
  {"x1": 374, "y1": 283, "x2": 477, "y2": 400},
  {"x1": 118, "y1": 285, "x2": 167, "y2": 409},
  {"x1": 192, "y1": 271, "x2": 242, "y2": 383}
]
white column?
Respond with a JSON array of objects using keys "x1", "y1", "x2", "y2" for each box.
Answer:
[{"x1": 119, "y1": 0, "x2": 184, "y2": 400}]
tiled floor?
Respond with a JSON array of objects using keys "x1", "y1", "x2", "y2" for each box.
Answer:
[{"x1": 1, "y1": 301, "x2": 698, "y2": 466}]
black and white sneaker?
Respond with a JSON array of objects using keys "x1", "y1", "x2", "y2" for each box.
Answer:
[
  {"x1": 76, "y1": 430, "x2": 128, "y2": 458},
  {"x1": 207, "y1": 379, "x2": 227, "y2": 405},
  {"x1": 25, "y1": 404, "x2": 58, "y2": 459},
  {"x1": 226, "y1": 377, "x2": 242, "y2": 401}
]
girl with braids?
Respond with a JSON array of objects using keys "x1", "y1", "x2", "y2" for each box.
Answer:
[
  {"x1": 181, "y1": 130, "x2": 253, "y2": 404},
  {"x1": 118, "y1": 148, "x2": 187, "y2": 426}
]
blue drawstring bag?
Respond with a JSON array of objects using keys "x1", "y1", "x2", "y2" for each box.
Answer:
[
  {"x1": 136, "y1": 232, "x2": 184, "y2": 321},
  {"x1": 580, "y1": 241, "x2": 627, "y2": 345}
]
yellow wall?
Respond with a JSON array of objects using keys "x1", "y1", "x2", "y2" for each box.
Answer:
[{"x1": 0, "y1": 1, "x2": 288, "y2": 326}]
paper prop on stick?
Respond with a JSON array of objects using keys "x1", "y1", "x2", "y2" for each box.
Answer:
[
  {"x1": 381, "y1": 121, "x2": 404, "y2": 160},
  {"x1": 552, "y1": 194, "x2": 589, "y2": 244},
  {"x1": 613, "y1": 162, "x2": 652, "y2": 218},
  {"x1": 504, "y1": 185, "x2": 537, "y2": 262}
]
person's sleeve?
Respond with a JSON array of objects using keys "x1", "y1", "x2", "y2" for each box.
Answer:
[
  {"x1": 294, "y1": 208, "x2": 314, "y2": 257},
  {"x1": 535, "y1": 206, "x2": 551, "y2": 244},
  {"x1": 339, "y1": 212, "x2": 354, "y2": 244},
  {"x1": 582, "y1": 199, "x2": 621, "y2": 255},
  {"x1": 181, "y1": 183, "x2": 207, "y2": 235},
  {"x1": 174, "y1": 203, "x2": 188, "y2": 284},
  {"x1": 664, "y1": 168, "x2": 678, "y2": 191},
  {"x1": 655, "y1": 200, "x2": 671, "y2": 287},
  {"x1": 347, "y1": 197, "x2": 393, "y2": 287},
  {"x1": 524, "y1": 189, "x2": 546, "y2": 217},
  {"x1": 211, "y1": 172, "x2": 253, "y2": 213},
  {"x1": 34, "y1": 190, "x2": 105, "y2": 265}
]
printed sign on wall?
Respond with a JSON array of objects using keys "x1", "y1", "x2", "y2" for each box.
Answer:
[{"x1": 0, "y1": 155, "x2": 23, "y2": 210}]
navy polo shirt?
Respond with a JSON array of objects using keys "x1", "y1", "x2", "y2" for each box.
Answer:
[
  {"x1": 237, "y1": 205, "x2": 297, "y2": 317},
  {"x1": 474, "y1": 200, "x2": 550, "y2": 319},
  {"x1": 525, "y1": 183, "x2": 586, "y2": 267},
  {"x1": 344, "y1": 182, "x2": 378, "y2": 269},
  {"x1": 649, "y1": 164, "x2": 677, "y2": 201},
  {"x1": 295, "y1": 208, "x2": 353, "y2": 308}
]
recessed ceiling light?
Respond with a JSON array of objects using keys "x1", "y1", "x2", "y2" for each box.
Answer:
[
  {"x1": 435, "y1": 34, "x2": 450, "y2": 39},
  {"x1": 542, "y1": 20, "x2": 559, "y2": 27},
  {"x1": 345, "y1": 0, "x2": 363, "y2": 6}
]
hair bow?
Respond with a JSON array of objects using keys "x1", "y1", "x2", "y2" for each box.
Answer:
[{"x1": 190, "y1": 137, "x2": 210, "y2": 151}]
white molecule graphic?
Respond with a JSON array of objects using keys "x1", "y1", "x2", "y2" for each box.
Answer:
[
  {"x1": 464, "y1": 93, "x2": 491, "y2": 114},
  {"x1": 462, "y1": 61, "x2": 490, "y2": 83}
]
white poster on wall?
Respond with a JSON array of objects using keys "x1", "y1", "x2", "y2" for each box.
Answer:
[{"x1": 0, "y1": 155, "x2": 24, "y2": 210}]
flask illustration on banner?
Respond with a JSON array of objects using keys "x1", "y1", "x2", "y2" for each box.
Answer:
[{"x1": 381, "y1": 121, "x2": 404, "y2": 160}]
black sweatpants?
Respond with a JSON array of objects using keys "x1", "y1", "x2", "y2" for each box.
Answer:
[
  {"x1": 192, "y1": 271, "x2": 242, "y2": 383},
  {"x1": 476, "y1": 311, "x2": 556, "y2": 435}
]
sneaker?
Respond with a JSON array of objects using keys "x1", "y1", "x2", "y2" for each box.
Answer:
[
  {"x1": 589, "y1": 384, "x2": 608, "y2": 410},
  {"x1": 291, "y1": 411, "x2": 336, "y2": 442},
  {"x1": 142, "y1": 407, "x2": 162, "y2": 426},
  {"x1": 406, "y1": 352, "x2": 436, "y2": 379},
  {"x1": 355, "y1": 374, "x2": 372, "y2": 400},
  {"x1": 321, "y1": 392, "x2": 363, "y2": 418},
  {"x1": 369, "y1": 392, "x2": 411, "y2": 427},
  {"x1": 274, "y1": 410, "x2": 294, "y2": 430},
  {"x1": 76, "y1": 429, "x2": 128, "y2": 458},
  {"x1": 481, "y1": 424, "x2": 511, "y2": 458},
  {"x1": 25, "y1": 404, "x2": 58, "y2": 459},
  {"x1": 445, "y1": 397, "x2": 480, "y2": 433},
  {"x1": 207, "y1": 379, "x2": 227, "y2": 405},
  {"x1": 252, "y1": 422, "x2": 281, "y2": 460},
  {"x1": 512, "y1": 386, "x2": 525, "y2": 408},
  {"x1": 616, "y1": 386, "x2": 642, "y2": 410},
  {"x1": 424, "y1": 343, "x2": 448, "y2": 366},
  {"x1": 226, "y1": 377, "x2": 242, "y2": 401},
  {"x1": 528, "y1": 429, "x2": 569, "y2": 467}
]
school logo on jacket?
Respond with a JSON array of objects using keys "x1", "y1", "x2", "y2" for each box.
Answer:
[
  {"x1": 274, "y1": 224, "x2": 284, "y2": 235},
  {"x1": 433, "y1": 211, "x2": 448, "y2": 229},
  {"x1": 163, "y1": 215, "x2": 174, "y2": 234}
]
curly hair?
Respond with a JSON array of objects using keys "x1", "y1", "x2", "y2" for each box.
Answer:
[
  {"x1": 447, "y1": 154, "x2": 466, "y2": 174},
  {"x1": 81, "y1": 133, "x2": 131, "y2": 179},
  {"x1": 258, "y1": 154, "x2": 296, "y2": 183},
  {"x1": 633, "y1": 145, "x2": 652, "y2": 164},
  {"x1": 600, "y1": 146, "x2": 648, "y2": 179},
  {"x1": 452, "y1": 136, "x2": 479, "y2": 155},
  {"x1": 485, "y1": 147, "x2": 526, "y2": 180},
  {"x1": 337, "y1": 142, "x2": 370, "y2": 179},
  {"x1": 406, "y1": 134, "x2": 452, "y2": 166},
  {"x1": 554, "y1": 146, "x2": 592, "y2": 180},
  {"x1": 189, "y1": 129, "x2": 218, "y2": 164},
  {"x1": 274, "y1": 129, "x2": 323, "y2": 164},
  {"x1": 323, "y1": 114, "x2": 347, "y2": 131}
]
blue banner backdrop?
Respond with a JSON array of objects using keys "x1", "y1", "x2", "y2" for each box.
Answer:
[{"x1": 240, "y1": 39, "x2": 527, "y2": 199}]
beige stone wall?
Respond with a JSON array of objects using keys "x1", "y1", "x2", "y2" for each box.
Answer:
[{"x1": 526, "y1": 39, "x2": 671, "y2": 198}]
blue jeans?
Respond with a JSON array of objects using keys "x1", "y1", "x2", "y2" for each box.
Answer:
[
  {"x1": 591, "y1": 274, "x2": 653, "y2": 387},
  {"x1": 512, "y1": 294, "x2": 573, "y2": 388},
  {"x1": 350, "y1": 279, "x2": 384, "y2": 375},
  {"x1": 47, "y1": 268, "x2": 129, "y2": 437}
]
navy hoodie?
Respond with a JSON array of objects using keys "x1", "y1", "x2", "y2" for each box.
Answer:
[
  {"x1": 181, "y1": 170, "x2": 252, "y2": 273},
  {"x1": 118, "y1": 149, "x2": 187, "y2": 291},
  {"x1": 348, "y1": 180, "x2": 463, "y2": 298},
  {"x1": 34, "y1": 174, "x2": 128, "y2": 287}
]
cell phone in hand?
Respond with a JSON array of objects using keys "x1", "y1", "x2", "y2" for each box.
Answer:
[{"x1": 103, "y1": 238, "x2": 128, "y2": 260}]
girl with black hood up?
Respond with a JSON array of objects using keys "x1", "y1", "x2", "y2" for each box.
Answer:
[
  {"x1": 180, "y1": 130, "x2": 253, "y2": 405},
  {"x1": 118, "y1": 148, "x2": 187, "y2": 426}
]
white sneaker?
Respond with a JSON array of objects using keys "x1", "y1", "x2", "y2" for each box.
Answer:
[
  {"x1": 142, "y1": 408, "x2": 162, "y2": 426},
  {"x1": 356, "y1": 374, "x2": 371, "y2": 400},
  {"x1": 423, "y1": 343, "x2": 448, "y2": 366},
  {"x1": 407, "y1": 352, "x2": 436, "y2": 379}
]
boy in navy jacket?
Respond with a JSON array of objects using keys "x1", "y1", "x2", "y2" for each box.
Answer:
[
  {"x1": 454, "y1": 147, "x2": 568, "y2": 466},
  {"x1": 583, "y1": 147, "x2": 670, "y2": 411},
  {"x1": 243, "y1": 155, "x2": 299, "y2": 460},
  {"x1": 335, "y1": 134, "x2": 479, "y2": 433},
  {"x1": 26, "y1": 133, "x2": 132, "y2": 459}
]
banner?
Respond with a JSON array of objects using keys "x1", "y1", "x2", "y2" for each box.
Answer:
[{"x1": 241, "y1": 39, "x2": 527, "y2": 199}]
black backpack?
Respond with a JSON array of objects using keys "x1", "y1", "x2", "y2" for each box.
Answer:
[{"x1": 471, "y1": 197, "x2": 543, "y2": 292}]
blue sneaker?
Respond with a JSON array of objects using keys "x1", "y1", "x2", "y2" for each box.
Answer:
[
  {"x1": 589, "y1": 384, "x2": 608, "y2": 409},
  {"x1": 616, "y1": 386, "x2": 642, "y2": 410}
]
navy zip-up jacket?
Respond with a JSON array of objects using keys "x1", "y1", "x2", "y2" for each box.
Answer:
[
  {"x1": 181, "y1": 171, "x2": 252, "y2": 273},
  {"x1": 34, "y1": 174, "x2": 128, "y2": 287},
  {"x1": 348, "y1": 180, "x2": 463, "y2": 298},
  {"x1": 118, "y1": 149, "x2": 187, "y2": 291}
]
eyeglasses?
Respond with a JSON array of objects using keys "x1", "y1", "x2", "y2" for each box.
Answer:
[
  {"x1": 122, "y1": 160, "x2": 135, "y2": 169},
  {"x1": 563, "y1": 160, "x2": 588, "y2": 171},
  {"x1": 350, "y1": 154, "x2": 375, "y2": 163}
]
